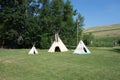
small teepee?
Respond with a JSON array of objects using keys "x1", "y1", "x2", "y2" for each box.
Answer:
[
  {"x1": 48, "y1": 33, "x2": 68, "y2": 52},
  {"x1": 29, "y1": 45, "x2": 38, "y2": 54},
  {"x1": 74, "y1": 40, "x2": 90, "y2": 54}
]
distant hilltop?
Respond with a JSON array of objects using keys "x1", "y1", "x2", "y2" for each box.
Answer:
[{"x1": 83, "y1": 24, "x2": 120, "y2": 38}]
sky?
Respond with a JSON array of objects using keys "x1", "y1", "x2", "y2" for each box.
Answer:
[{"x1": 70, "y1": 0, "x2": 120, "y2": 28}]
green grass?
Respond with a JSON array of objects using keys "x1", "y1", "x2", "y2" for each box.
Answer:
[{"x1": 0, "y1": 48, "x2": 120, "y2": 80}]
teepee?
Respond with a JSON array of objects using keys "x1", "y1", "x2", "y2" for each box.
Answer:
[
  {"x1": 74, "y1": 40, "x2": 90, "y2": 54},
  {"x1": 29, "y1": 45, "x2": 38, "y2": 54},
  {"x1": 48, "y1": 33, "x2": 68, "y2": 52}
]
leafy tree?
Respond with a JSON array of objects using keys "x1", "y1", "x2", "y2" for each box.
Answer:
[
  {"x1": 82, "y1": 32, "x2": 94, "y2": 46},
  {"x1": 51, "y1": 0, "x2": 64, "y2": 28},
  {"x1": 24, "y1": 0, "x2": 42, "y2": 48},
  {"x1": 0, "y1": 0, "x2": 26, "y2": 48},
  {"x1": 61, "y1": 0, "x2": 75, "y2": 48},
  {"x1": 117, "y1": 39, "x2": 120, "y2": 46},
  {"x1": 0, "y1": 0, "x2": 84, "y2": 48},
  {"x1": 39, "y1": 0, "x2": 52, "y2": 48}
]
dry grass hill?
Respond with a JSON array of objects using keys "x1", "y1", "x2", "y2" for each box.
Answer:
[{"x1": 84, "y1": 24, "x2": 120, "y2": 38}]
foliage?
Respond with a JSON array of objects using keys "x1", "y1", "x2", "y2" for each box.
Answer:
[
  {"x1": 0, "y1": 0, "x2": 84, "y2": 48},
  {"x1": 82, "y1": 32, "x2": 94, "y2": 46},
  {"x1": 117, "y1": 39, "x2": 120, "y2": 46},
  {"x1": 83, "y1": 24, "x2": 120, "y2": 47},
  {"x1": 90, "y1": 37, "x2": 120, "y2": 47},
  {"x1": 0, "y1": 0, "x2": 26, "y2": 48}
]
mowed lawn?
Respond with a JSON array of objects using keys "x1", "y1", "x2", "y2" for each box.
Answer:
[{"x1": 0, "y1": 47, "x2": 120, "y2": 80}]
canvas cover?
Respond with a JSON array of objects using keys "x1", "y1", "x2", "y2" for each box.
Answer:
[
  {"x1": 74, "y1": 40, "x2": 90, "y2": 54},
  {"x1": 48, "y1": 33, "x2": 68, "y2": 52},
  {"x1": 29, "y1": 45, "x2": 38, "y2": 54}
]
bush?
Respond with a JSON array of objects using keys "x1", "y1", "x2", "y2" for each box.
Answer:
[
  {"x1": 82, "y1": 32, "x2": 94, "y2": 46},
  {"x1": 90, "y1": 37, "x2": 119, "y2": 47}
]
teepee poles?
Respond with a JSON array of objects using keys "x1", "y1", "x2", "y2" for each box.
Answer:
[{"x1": 77, "y1": 18, "x2": 80, "y2": 45}]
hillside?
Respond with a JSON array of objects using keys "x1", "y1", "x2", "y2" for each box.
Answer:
[{"x1": 84, "y1": 24, "x2": 120, "y2": 38}]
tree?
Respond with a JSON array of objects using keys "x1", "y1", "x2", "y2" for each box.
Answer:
[
  {"x1": 0, "y1": 0, "x2": 84, "y2": 48},
  {"x1": 0, "y1": 0, "x2": 26, "y2": 48},
  {"x1": 39, "y1": 0, "x2": 51, "y2": 48},
  {"x1": 77, "y1": 13, "x2": 84, "y2": 42},
  {"x1": 51, "y1": 0, "x2": 64, "y2": 28},
  {"x1": 61, "y1": 0, "x2": 75, "y2": 48},
  {"x1": 24, "y1": 0, "x2": 42, "y2": 48},
  {"x1": 82, "y1": 32, "x2": 94, "y2": 46}
]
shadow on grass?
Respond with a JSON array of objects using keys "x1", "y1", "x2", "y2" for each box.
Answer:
[{"x1": 110, "y1": 48, "x2": 120, "y2": 53}]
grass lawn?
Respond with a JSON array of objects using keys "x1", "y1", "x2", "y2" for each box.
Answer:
[{"x1": 0, "y1": 47, "x2": 120, "y2": 80}]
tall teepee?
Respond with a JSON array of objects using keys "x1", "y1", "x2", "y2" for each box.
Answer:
[
  {"x1": 29, "y1": 45, "x2": 38, "y2": 54},
  {"x1": 74, "y1": 40, "x2": 90, "y2": 54},
  {"x1": 48, "y1": 33, "x2": 68, "y2": 52}
]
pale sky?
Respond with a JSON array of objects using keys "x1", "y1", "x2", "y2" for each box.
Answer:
[{"x1": 71, "y1": 0, "x2": 120, "y2": 28}]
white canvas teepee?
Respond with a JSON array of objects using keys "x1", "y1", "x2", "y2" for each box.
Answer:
[
  {"x1": 74, "y1": 40, "x2": 90, "y2": 54},
  {"x1": 48, "y1": 33, "x2": 68, "y2": 52},
  {"x1": 29, "y1": 45, "x2": 38, "y2": 54}
]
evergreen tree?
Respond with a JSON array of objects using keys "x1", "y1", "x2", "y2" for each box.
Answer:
[
  {"x1": 0, "y1": 0, "x2": 84, "y2": 48},
  {"x1": 0, "y1": 0, "x2": 26, "y2": 48},
  {"x1": 39, "y1": 0, "x2": 52, "y2": 48},
  {"x1": 62, "y1": 0, "x2": 75, "y2": 48},
  {"x1": 24, "y1": 0, "x2": 42, "y2": 48},
  {"x1": 51, "y1": 0, "x2": 64, "y2": 29}
]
